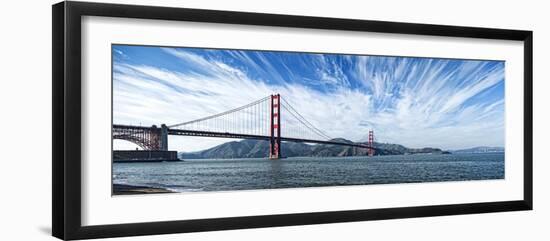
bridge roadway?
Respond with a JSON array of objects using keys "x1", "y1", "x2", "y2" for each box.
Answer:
[{"x1": 113, "y1": 124, "x2": 379, "y2": 151}]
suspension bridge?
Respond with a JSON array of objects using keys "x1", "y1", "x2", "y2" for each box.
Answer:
[{"x1": 113, "y1": 94, "x2": 377, "y2": 159}]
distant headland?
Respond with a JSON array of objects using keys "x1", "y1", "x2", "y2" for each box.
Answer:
[{"x1": 179, "y1": 138, "x2": 455, "y2": 159}]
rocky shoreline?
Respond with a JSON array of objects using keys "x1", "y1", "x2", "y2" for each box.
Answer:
[{"x1": 113, "y1": 183, "x2": 173, "y2": 195}]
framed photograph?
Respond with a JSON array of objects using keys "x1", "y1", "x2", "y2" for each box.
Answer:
[{"x1": 52, "y1": 1, "x2": 533, "y2": 240}]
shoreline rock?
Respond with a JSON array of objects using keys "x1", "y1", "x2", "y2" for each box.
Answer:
[{"x1": 113, "y1": 183, "x2": 173, "y2": 195}]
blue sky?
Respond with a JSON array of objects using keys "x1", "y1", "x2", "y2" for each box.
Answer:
[{"x1": 112, "y1": 45, "x2": 505, "y2": 151}]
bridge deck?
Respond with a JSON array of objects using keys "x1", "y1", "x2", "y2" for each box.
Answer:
[
  {"x1": 167, "y1": 128, "x2": 379, "y2": 151},
  {"x1": 112, "y1": 124, "x2": 379, "y2": 151}
]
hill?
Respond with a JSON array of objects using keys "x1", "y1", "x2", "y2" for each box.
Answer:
[{"x1": 179, "y1": 139, "x2": 449, "y2": 159}]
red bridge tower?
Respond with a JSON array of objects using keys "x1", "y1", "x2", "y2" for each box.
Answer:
[
  {"x1": 367, "y1": 130, "x2": 374, "y2": 156},
  {"x1": 269, "y1": 94, "x2": 281, "y2": 159}
]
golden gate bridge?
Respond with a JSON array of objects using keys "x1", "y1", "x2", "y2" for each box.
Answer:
[{"x1": 113, "y1": 94, "x2": 376, "y2": 159}]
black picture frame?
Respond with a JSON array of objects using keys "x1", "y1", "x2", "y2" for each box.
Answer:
[{"x1": 52, "y1": 1, "x2": 533, "y2": 240}]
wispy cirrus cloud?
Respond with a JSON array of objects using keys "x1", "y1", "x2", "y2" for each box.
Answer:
[{"x1": 113, "y1": 45, "x2": 504, "y2": 151}]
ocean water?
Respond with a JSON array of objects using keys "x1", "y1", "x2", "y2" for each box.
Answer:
[{"x1": 112, "y1": 153, "x2": 504, "y2": 193}]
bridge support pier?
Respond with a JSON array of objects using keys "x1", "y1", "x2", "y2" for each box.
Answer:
[
  {"x1": 269, "y1": 94, "x2": 281, "y2": 159},
  {"x1": 160, "y1": 124, "x2": 168, "y2": 151}
]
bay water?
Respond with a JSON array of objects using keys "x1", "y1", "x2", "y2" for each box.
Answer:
[{"x1": 113, "y1": 153, "x2": 504, "y2": 193}]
